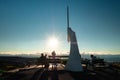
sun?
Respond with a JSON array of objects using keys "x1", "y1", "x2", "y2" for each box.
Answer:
[{"x1": 47, "y1": 37, "x2": 59, "y2": 49}]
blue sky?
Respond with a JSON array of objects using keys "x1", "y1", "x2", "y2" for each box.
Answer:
[{"x1": 0, "y1": 0, "x2": 120, "y2": 55}]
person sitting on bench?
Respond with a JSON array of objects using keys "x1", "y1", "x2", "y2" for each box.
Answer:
[{"x1": 90, "y1": 55, "x2": 97, "y2": 68}]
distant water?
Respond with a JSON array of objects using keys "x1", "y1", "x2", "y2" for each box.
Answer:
[
  {"x1": 81, "y1": 54, "x2": 120, "y2": 62},
  {"x1": 0, "y1": 53, "x2": 120, "y2": 62}
]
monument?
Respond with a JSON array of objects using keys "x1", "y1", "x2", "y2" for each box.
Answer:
[{"x1": 65, "y1": 6, "x2": 83, "y2": 72}]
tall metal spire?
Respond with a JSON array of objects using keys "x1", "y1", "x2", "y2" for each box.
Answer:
[
  {"x1": 67, "y1": 6, "x2": 69, "y2": 28},
  {"x1": 65, "y1": 5, "x2": 83, "y2": 72}
]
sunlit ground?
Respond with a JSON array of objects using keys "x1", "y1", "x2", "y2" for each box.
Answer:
[{"x1": 37, "y1": 63, "x2": 65, "y2": 70}]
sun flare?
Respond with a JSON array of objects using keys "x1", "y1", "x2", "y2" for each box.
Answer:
[{"x1": 47, "y1": 37, "x2": 59, "y2": 49}]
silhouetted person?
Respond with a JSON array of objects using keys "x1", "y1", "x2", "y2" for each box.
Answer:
[
  {"x1": 39, "y1": 53, "x2": 46, "y2": 68},
  {"x1": 44, "y1": 54, "x2": 49, "y2": 69},
  {"x1": 51, "y1": 51, "x2": 57, "y2": 69},
  {"x1": 90, "y1": 55, "x2": 97, "y2": 68}
]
